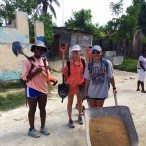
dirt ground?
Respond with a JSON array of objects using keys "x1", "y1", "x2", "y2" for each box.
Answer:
[{"x1": 0, "y1": 60, "x2": 146, "y2": 146}]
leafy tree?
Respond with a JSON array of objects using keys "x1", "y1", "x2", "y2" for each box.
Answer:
[
  {"x1": 14, "y1": 0, "x2": 38, "y2": 15},
  {"x1": 119, "y1": 4, "x2": 140, "y2": 37},
  {"x1": 132, "y1": 0, "x2": 145, "y2": 5},
  {"x1": 0, "y1": 0, "x2": 38, "y2": 25},
  {"x1": 65, "y1": 9, "x2": 92, "y2": 30},
  {"x1": 0, "y1": 0, "x2": 15, "y2": 25},
  {"x1": 108, "y1": 0, "x2": 141, "y2": 41},
  {"x1": 109, "y1": 0, "x2": 123, "y2": 16},
  {"x1": 104, "y1": 4, "x2": 141, "y2": 41},
  {"x1": 0, "y1": 0, "x2": 60, "y2": 25},
  {"x1": 138, "y1": 2, "x2": 146, "y2": 36},
  {"x1": 0, "y1": 0, "x2": 57, "y2": 45},
  {"x1": 103, "y1": 18, "x2": 120, "y2": 38},
  {"x1": 65, "y1": 9, "x2": 105, "y2": 40}
]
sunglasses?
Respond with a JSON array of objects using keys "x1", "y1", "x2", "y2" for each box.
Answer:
[{"x1": 92, "y1": 50, "x2": 101, "y2": 54}]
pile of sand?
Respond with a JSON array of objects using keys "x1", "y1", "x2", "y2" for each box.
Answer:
[{"x1": 89, "y1": 116, "x2": 130, "y2": 146}]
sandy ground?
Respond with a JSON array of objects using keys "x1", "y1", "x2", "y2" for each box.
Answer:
[{"x1": 0, "y1": 60, "x2": 146, "y2": 146}]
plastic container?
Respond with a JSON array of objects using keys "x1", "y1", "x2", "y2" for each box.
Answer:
[{"x1": 84, "y1": 106, "x2": 139, "y2": 146}]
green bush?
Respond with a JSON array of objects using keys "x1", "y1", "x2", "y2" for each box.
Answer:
[{"x1": 114, "y1": 59, "x2": 138, "y2": 73}]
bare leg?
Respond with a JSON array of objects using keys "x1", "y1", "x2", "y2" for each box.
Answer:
[
  {"x1": 136, "y1": 80, "x2": 141, "y2": 91},
  {"x1": 28, "y1": 98, "x2": 38, "y2": 129},
  {"x1": 67, "y1": 94, "x2": 74, "y2": 121},
  {"x1": 89, "y1": 99, "x2": 105, "y2": 108},
  {"x1": 38, "y1": 95, "x2": 47, "y2": 128},
  {"x1": 141, "y1": 82, "x2": 146, "y2": 93},
  {"x1": 76, "y1": 94, "x2": 82, "y2": 117},
  {"x1": 89, "y1": 99, "x2": 96, "y2": 108},
  {"x1": 95, "y1": 99, "x2": 105, "y2": 107}
]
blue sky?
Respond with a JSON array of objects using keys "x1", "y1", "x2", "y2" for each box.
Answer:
[{"x1": 52, "y1": 0, "x2": 133, "y2": 26}]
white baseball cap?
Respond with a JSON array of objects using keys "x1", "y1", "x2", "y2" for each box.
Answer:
[
  {"x1": 71, "y1": 45, "x2": 81, "y2": 51},
  {"x1": 91, "y1": 45, "x2": 102, "y2": 52}
]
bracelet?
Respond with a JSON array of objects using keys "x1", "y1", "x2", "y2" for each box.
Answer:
[{"x1": 113, "y1": 87, "x2": 116, "y2": 90}]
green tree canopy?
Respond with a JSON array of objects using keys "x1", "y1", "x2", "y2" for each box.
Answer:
[
  {"x1": 65, "y1": 9, "x2": 105, "y2": 40},
  {"x1": 104, "y1": 3, "x2": 141, "y2": 41},
  {"x1": 65, "y1": 9, "x2": 92, "y2": 30},
  {"x1": 138, "y1": 2, "x2": 146, "y2": 36},
  {"x1": 0, "y1": 0, "x2": 39, "y2": 25},
  {"x1": 132, "y1": 0, "x2": 145, "y2": 5}
]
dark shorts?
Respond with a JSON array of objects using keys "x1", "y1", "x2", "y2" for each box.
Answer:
[
  {"x1": 26, "y1": 87, "x2": 47, "y2": 98},
  {"x1": 89, "y1": 98, "x2": 106, "y2": 100}
]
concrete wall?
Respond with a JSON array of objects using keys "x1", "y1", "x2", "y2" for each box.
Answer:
[
  {"x1": 0, "y1": 44, "x2": 32, "y2": 80},
  {"x1": 0, "y1": 11, "x2": 44, "y2": 81},
  {"x1": 0, "y1": 12, "x2": 29, "y2": 44}
]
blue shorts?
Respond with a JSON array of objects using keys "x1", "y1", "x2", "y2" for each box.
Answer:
[{"x1": 26, "y1": 87, "x2": 47, "y2": 98}]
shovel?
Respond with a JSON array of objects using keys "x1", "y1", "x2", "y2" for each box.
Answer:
[
  {"x1": 58, "y1": 44, "x2": 69, "y2": 103},
  {"x1": 86, "y1": 46, "x2": 93, "y2": 73},
  {"x1": 12, "y1": 41, "x2": 58, "y2": 86},
  {"x1": 85, "y1": 46, "x2": 92, "y2": 62}
]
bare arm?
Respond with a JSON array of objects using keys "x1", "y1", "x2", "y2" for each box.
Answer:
[
  {"x1": 84, "y1": 79, "x2": 90, "y2": 97},
  {"x1": 110, "y1": 76, "x2": 117, "y2": 95},
  {"x1": 26, "y1": 67, "x2": 42, "y2": 80}
]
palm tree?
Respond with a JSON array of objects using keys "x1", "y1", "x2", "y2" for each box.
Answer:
[{"x1": 38, "y1": 0, "x2": 60, "y2": 18}]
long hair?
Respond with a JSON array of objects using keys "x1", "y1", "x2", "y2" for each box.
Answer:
[{"x1": 89, "y1": 57, "x2": 94, "y2": 75}]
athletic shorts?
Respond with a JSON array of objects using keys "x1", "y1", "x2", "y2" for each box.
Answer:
[
  {"x1": 89, "y1": 97, "x2": 106, "y2": 100},
  {"x1": 26, "y1": 87, "x2": 47, "y2": 98}
]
